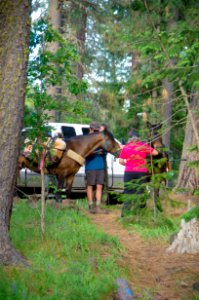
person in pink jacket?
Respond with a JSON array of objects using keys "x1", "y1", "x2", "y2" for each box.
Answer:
[{"x1": 119, "y1": 132, "x2": 158, "y2": 216}]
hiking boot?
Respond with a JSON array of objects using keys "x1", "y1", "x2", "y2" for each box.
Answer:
[
  {"x1": 88, "y1": 204, "x2": 96, "y2": 214},
  {"x1": 95, "y1": 206, "x2": 109, "y2": 214}
]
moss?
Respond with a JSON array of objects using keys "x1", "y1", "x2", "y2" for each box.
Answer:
[{"x1": 181, "y1": 205, "x2": 199, "y2": 222}]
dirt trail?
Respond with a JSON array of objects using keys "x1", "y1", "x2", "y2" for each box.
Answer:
[{"x1": 89, "y1": 208, "x2": 199, "y2": 300}]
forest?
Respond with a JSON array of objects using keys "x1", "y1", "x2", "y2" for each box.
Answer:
[
  {"x1": 0, "y1": 0, "x2": 199, "y2": 299},
  {"x1": 26, "y1": 0, "x2": 199, "y2": 189}
]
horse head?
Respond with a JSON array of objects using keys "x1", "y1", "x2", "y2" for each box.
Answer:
[
  {"x1": 101, "y1": 129, "x2": 121, "y2": 157},
  {"x1": 18, "y1": 153, "x2": 41, "y2": 173},
  {"x1": 147, "y1": 121, "x2": 163, "y2": 148}
]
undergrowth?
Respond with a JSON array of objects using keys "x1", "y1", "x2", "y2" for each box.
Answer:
[
  {"x1": 0, "y1": 200, "x2": 123, "y2": 300},
  {"x1": 120, "y1": 207, "x2": 179, "y2": 241},
  {"x1": 181, "y1": 205, "x2": 199, "y2": 222}
]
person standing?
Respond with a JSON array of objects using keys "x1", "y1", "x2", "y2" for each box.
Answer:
[
  {"x1": 119, "y1": 132, "x2": 158, "y2": 216},
  {"x1": 85, "y1": 121, "x2": 107, "y2": 213},
  {"x1": 100, "y1": 123, "x2": 108, "y2": 132}
]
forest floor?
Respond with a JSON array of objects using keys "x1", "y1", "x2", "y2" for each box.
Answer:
[{"x1": 87, "y1": 193, "x2": 199, "y2": 300}]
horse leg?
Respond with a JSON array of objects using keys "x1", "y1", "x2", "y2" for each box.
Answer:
[
  {"x1": 64, "y1": 175, "x2": 75, "y2": 199},
  {"x1": 55, "y1": 177, "x2": 65, "y2": 203}
]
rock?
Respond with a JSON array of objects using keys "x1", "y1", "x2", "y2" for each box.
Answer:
[{"x1": 114, "y1": 278, "x2": 134, "y2": 300}]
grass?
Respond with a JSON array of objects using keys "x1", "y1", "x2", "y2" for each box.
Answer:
[
  {"x1": 181, "y1": 205, "x2": 199, "y2": 222},
  {"x1": 0, "y1": 200, "x2": 123, "y2": 300},
  {"x1": 120, "y1": 205, "x2": 179, "y2": 241}
]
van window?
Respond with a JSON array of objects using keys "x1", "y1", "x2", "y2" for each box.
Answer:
[
  {"x1": 82, "y1": 127, "x2": 90, "y2": 135},
  {"x1": 61, "y1": 126, "x2": 76, "y2": 139}
]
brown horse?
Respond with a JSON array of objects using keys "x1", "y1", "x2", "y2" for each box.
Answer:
[
  {"x1": 18, "y1": 129, "x2": 121, "y2": 201},
  {"x1": 147, "y1": 122, "x2": 171, "y2": 211}
]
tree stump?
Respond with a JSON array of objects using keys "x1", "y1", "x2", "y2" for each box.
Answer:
[{"x1": 166, "y1": 218, "x2": 199, "y2": 254}]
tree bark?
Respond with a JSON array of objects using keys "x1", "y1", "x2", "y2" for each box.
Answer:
[
  {"x1": 175, "y1": 97, "x2": 199, "y2": 191},
  {"x1": 47, "y1": 0, "x2": 62, "y2": 121},
  {"x1": 70, "y1": 0, "x2": 87, "y2": 80},
  {"x1": 166, "y1": 218, "x2": 199, "y2": 254},
  {"x1": 162, "y1": 79, "x2": 172, "y2": 148},
  {"x1": 161, "y1": 3, "x2": 178, "y2": 148},
  {"x1": 41, "y1": 167, "x2": 45, "y2": 238},
  {"x1": 0, "y1": 0, "x2": 31, "y2": 265},
  {"x1": 76, "y1": 3, "x2": 87, "y2": 80}
]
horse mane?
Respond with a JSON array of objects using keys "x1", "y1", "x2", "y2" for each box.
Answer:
[
  {"x1": 64, "y1": 129, "x2": 115, "y2": 143},
  {"x1": 103, "y1": 128, "x2": 114, "y2": 140}
]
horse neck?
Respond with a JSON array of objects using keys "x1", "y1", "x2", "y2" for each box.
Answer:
[
  {"x1": 68, "y1": 133, "x2": 105, "y2": 158},
  {"x1": 18, "y1": 155, "x2": 39, "y2": 173}
]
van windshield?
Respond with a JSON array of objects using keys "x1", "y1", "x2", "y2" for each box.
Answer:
[{"x1": 61, "y1": 126, "x2": 76, "y2": 139}]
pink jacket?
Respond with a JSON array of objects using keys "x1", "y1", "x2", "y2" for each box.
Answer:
[{"x1": 119, "y1": 141, "x2": 154, "y2": 172}]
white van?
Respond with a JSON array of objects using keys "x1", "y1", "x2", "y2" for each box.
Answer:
[{"x1": 17, "y1": 122, "x2": 125, "y2": 195}]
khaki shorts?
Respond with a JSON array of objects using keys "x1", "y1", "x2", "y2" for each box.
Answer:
[{"x1": 85, "y1": 170, "x2": 105, "y2": 186}]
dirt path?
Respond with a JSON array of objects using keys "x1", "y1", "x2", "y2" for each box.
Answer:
[{"x1": 89, "y1": 208, "x2": 199, "y2": 300}]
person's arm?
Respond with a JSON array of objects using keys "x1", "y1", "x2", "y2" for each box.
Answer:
[
  {"x1": 119, "y1": 158, "x2": 126, "y2": 166},
  {"x1": 145, "y1": 143, "x2": 158, "y2": 156},
  {"x1": 152, "y1": 149, "x2": 158, "y2": 156}
]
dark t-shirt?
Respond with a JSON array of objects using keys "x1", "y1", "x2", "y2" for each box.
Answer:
[{"x1": 85, "y1": 149, "x2": 106, "y2": 171}]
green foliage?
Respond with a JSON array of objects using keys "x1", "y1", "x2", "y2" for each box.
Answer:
[
  {"x1": 24, "y1": 18, "x2": 88, "y2": 131},
  {"x1": 121, "y1": 207, "x2": 178, "y2": 240},
  {"x1": 188, "y1": 145, "x2": 198, "y2": 152},
  {"x1": 85, "y1": 0, "x2": 198, "y2": 150},
  {"x1": 0, "y1": 200, "x2": 122, "y2": 300},
  {"x1": 181, "y1": 205, "x2": 199, "y2": 222}
]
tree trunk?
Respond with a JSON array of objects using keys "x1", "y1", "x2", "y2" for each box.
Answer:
[
  {"x1": 70, "y1": 0, "x2": 87, "y2": 80},
  {"x1": 75, "y1": 3, "x2": 87, "y2": 80},
  {"x1": 161, "y1": 3, "x2": 178, "y2": 148},
  {"x1": 41, "y1": 167, "x2": 46, "y2": 238},
  {"x1": 162, "y1": 79, "x2": 172, "y2": 148},
  {"x1": 47, "y1": 0, "x2": 62, "y2": 121},
  {"x1": 175, "y1": 98, "x2": 199, "y2": 191},
  {"x1": 0, "y1": 0, "x2": 31, "y2": 265}
]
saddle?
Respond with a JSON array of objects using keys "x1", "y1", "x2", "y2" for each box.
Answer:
[{"x1": 23, "y1": 137, "x2": 67, "y2": 167}]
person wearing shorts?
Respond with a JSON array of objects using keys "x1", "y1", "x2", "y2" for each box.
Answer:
[{"x1": 85, "y1": 121, "x2": 106, "y2": 213}]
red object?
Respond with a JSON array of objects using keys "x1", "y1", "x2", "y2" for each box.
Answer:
[{"x1": 39, "y1": 151, "x2": 45, "y2": 171}]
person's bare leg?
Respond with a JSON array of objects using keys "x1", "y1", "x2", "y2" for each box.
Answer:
[
  {"x1": 96, "y1": 184, "x2": 103, "y2": 206},
  {"x1": 87, "y1": 185, "x2": 94, "y2": 206},
  {"x1": 95, "y1": 184, "x2": 108, "y2": 214}
]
